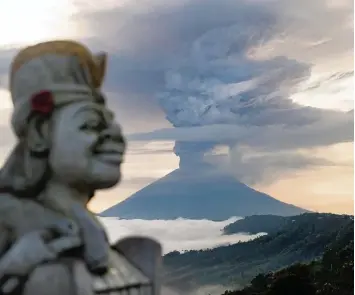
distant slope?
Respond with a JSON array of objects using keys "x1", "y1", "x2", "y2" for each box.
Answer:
[
  {"x1": 163, "y1": 213, "x2": 353, "y2": 292},
  {"x1": 220, "y1": 218, "x2": 354, "y2": 295},
  {"x1": 100, "y1": 167, "x2": 306, "y2": 220},
  {"x1": 223, "y1": 215, "x2": 287, "y2": 235}
]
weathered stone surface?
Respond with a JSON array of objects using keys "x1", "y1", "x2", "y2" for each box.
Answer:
[{"x1": 0, "y1": 40, "x2": 162, "y2": 295}]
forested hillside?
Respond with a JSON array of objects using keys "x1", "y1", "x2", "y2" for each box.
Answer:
[
  {"x1": 163, "y1": 213, "x2": 353, "y2": 292},
  {"x1": 221, "y1": 220, "x2": 354, "y2": 295}
]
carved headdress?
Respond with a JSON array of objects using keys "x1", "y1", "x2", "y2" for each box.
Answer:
[
  {"x1": 10, "y1": 40, "x2": 107, "y2": 136},
  {"x1": 0, "y1": 40, "x2": 109, "y2": 196}
]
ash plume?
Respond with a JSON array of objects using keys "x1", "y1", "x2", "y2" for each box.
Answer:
[
  {"x1": 148, "y1": 0, "x2": 354, "y2": 182},
  {"x1": 76, "y1": 0, "x2": 353, "y2": 184}
]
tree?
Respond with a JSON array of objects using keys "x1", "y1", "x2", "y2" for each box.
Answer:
[{"x1": 267, "y1": 273, "x2": 316, "y2": 295}]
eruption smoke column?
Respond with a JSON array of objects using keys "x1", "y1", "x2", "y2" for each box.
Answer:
[{"x1": 157, "y1": 22, "x2": 311, "y2": 170}]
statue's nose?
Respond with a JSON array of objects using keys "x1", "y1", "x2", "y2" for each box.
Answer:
[{"x1": 100, "y1": 123, "x2": 126, "y2": 147}]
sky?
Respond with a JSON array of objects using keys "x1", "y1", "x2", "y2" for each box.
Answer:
[{"x1": 0, "y1": 0, "x2": 354, "y2": 217}]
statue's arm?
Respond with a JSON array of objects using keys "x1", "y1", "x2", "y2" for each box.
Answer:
[{"x1": 0, "y1": 224, "x2": 30, "y2": 295}]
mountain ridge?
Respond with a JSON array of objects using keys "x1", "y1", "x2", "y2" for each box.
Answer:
[
  {"x1": 163, "y1": 213, "x2": 353, "y2": 293},
  {"x1": 220, "y1": 214, "x2": 354, "y2": 295},
  {"x1": 100, "y1": 167, "x2": 307, "y2": 220}
]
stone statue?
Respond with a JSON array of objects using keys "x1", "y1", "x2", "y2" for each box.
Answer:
[{"x1": 0, "y1": 40, "x2": 162, "y2": 295}]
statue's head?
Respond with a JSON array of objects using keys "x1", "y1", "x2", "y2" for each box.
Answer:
[{"x1": 0, "y1": 40, "x2": 126, "y2": 199}]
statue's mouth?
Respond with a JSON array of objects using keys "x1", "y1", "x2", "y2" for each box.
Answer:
[{"x1": 93, "y1": 142, "x2": 124, "y2": 165}]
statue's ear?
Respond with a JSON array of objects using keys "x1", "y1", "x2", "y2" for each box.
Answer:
[{"x1": 26, "y1": 115, "x2": 51, "y2": 157}]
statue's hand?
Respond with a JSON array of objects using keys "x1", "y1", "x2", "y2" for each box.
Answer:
[
  {"x1": 0, "y1": 229, "x2": 81, "y2": 276},
  {"x1": 0, "y1": 226, "x2": 82, "y2": 295}
]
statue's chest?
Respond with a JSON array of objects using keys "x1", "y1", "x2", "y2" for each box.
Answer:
[{"x1": 92, "y1": 250, "x2": 153, "y2": 295}]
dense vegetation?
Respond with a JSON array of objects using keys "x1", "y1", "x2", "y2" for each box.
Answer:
[
  {"x1": 221, "y1": 219, "x2": 354, "y2": 295},
  {"x1": 163, "y1": 213, "x2": 353, "y2": 293}
]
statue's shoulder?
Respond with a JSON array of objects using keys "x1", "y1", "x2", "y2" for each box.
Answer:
[{"x1": 0, "y1": 193, "x2": 64, "y2": 238}]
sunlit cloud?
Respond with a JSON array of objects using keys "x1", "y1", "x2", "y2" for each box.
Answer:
[
  {"x1": 0, "y1": 0, "x2": 80, "y2": 48},
  {"x1": 0, "y1": 89, "x2": 11, "y2": 111},
  {"x1": 290, "y1": 71, "x2": 353, "y2": 111}
]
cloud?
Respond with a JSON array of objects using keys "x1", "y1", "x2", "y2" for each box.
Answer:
[
  {"x1": 76, "y1": 0, "x2": 352, "y2": 113},
  {"x1": 99, "y1": 216, "x2": 263, "y2": 254},
  {"x1": 128, "y1": 116, "x2": 353, "y2": 184},
  {"x1": 100, "y1": 215, "x2": 263, "y2": 294},
  {"x1": 0, "y1": 48, "x2": 15, "y2": 77},
  {"x1": 120, "y1": 176, "x2": 158, "y2": 186},
  {"x1": 126, "y1": 140, "x2": 175, "y2": 155},
  {"x1": 101, "y1": 0, "x2": 352, "y2": 183},
  {"x1": 129, "y1": 110, "x2": 354, "y2": 150},
  {"x1": 0, "y1": 104, "x2": 15, "y2": 154},
  {"x1": 0, "y1": 0, "x2": 353, "y2": 184},
  {"x1": 228, "y1": 147, "x2": 342, "y2": 185}
]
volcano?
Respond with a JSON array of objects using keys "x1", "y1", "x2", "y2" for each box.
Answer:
[{"x1": 100, "y1": 163, "x2": 307, "y2": 220}]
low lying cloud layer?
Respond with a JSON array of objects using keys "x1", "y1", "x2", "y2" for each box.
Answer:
[
  {"x1": 100, "y1": 216, "x2": 263, "y2": 254},
  {"x1": 100, "y1": 216, "x2": 258, "y2": 295}
]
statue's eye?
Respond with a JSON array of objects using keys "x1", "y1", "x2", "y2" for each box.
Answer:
[{"x1": 80, "y1": 120, "x2": 105, "y2": 131}]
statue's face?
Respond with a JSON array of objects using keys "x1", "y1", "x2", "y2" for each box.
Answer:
[{"x1": 49, "y1": 101, "x2": 126, "y2": 190}]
